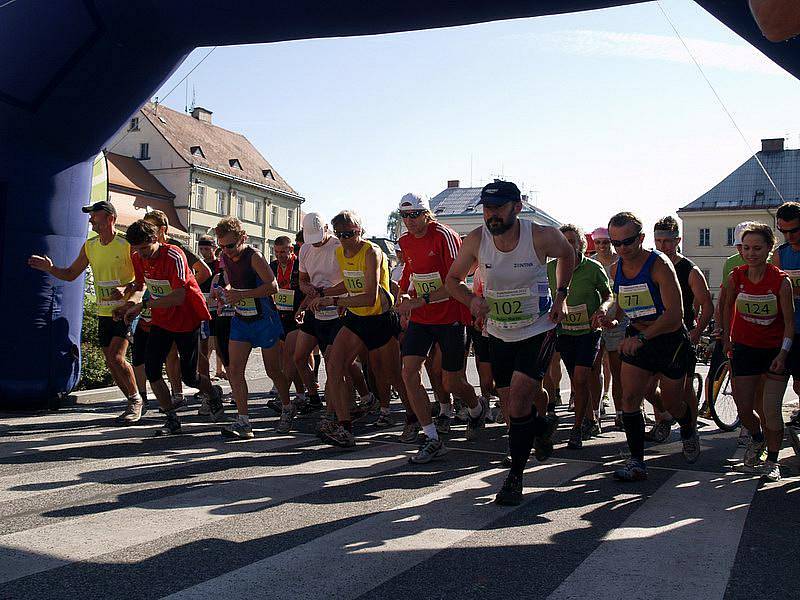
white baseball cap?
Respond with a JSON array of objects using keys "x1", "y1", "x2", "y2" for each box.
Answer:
[
  {"x1": 302, "y1": 212, "x2": 326, "y2": 244},
  {"x1": 734, "y1": 221, "x2": 755, "y2": 246},
  {"x1": 398, "y1": 193, "x2": 430, "y2": 212}
]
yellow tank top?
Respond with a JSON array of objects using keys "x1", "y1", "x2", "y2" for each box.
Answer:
[
  {"x1": 84, "y1": 234, "x2": 135, "y2": 317},
  {"x1": 335, "y1": 241, "x2": 392, "y2": 317}
]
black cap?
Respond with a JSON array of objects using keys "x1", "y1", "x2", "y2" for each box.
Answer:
[
  {"x1": 478, "y1": 180, "x2": 521, "y2": 206},
  {"x1": 81, "y1": 200, "x2": 117, "y2": 217}
]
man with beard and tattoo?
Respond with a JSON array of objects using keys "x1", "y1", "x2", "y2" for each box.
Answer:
[{"x1": 447, "y1": 180, "x2": 575, "y2": 505}]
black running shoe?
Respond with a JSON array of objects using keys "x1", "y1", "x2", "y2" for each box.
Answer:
[
  {"x1": 495, "y1": 472, "x2": 523, "y2": 506},
  {"x1": 533, "y1": 415, "x2": 558, "y2": 462},
  {"x1": 298, "y1": 401, "x2": 323, "y2": 416}
]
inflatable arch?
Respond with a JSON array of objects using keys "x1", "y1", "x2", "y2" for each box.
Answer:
[{"x1": 1, "y1": 0, "x2": 798, "y2": 408}]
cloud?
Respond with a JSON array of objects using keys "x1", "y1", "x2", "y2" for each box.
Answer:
[{"x1": 533, "y1": 30, "x2": 785, "y2": 76}]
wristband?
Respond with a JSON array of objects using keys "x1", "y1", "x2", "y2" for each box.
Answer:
[
  {"x1": 782, "y1": 337, "x2": 793, "y2": 352},
  {"x1": 556, "y1": 286, "x2": 569, "y2": 296}
]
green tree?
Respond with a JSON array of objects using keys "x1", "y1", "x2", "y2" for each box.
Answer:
[{"x1": 386, "y1": 209, "x2": 401, "y2": 239}]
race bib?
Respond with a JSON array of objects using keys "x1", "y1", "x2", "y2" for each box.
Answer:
[
  {"x1": 145, "y1": 278, "x2": 172, "y2": 299},
  {"x1": 412, "y1": 271, "x2": 446, "y2": 303},
  {"x1": 785, "y1": 269, "x2": 800, "y2": 298},
  {"x1": 96, "y1": 279, "x2": 123, "y2": 307},
  {"x1": 343, "y1": 269, "x2": 366, "y2": 296},
  {"x1": 485, "y1": 288, "x2": 535, "y2": 330},
  {"x1": 617, "y1": 283, "x2": 657, "y2": 319},
  {"x1": 275, "y1": 289, "x2": 295, "y2": 312},
  {"x1": 234, "y1": 296, "x2": 258, "y2": 318},
  {"x1": 562, "y1": 303, "x2": 590, "y2": 332},
  {"x1": 736, "y1": 292, "x2": 778, "y2": 326}
]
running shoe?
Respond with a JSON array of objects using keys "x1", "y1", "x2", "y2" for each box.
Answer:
[
  {"x1": 266, "y1": 385, "x2": 278, "y2": 398},
  {"x1": 682, "y1": 432, "x2": 701, "y2": 464},
  {"x1": 501, "y1": 454, "x2": 512, "y2": 467},
  {"x1": 567, "y1": 427, "x2": 582, "y2": 449},
  {"x1": 613, "y1": 458, "x2": 648, "y2": 481},
  {"x1": 154, "y1": 413, "x2": 181, "y2": 437},
  {"x1": 374, "y1": 412, "x2": 393, "y2": 428},
  {"x1": 533, "y1": 415, "x2": 558, "y2": 462},
  {"x1": 645, "y1": 420, "x2": 673, "y2": 444},
  {"x1": 209, "y1": 385, "x2": 225, "y2": 422},
  {"x1": 761, "y1": 460, "x2": 781, "y2": 482},
  {"x1": 614, "y1": 414, "x2": 624, "y2": 431},
  {"x1": 294, "y1": 392, "x2": 308, "y2": 406},
  {"x1": 399, "y1": 421, "x2": 420, "y2": 443},
  {"x1": 492, "y1": 403, "x2": 505, "y2": 426},
  {"x1": 601, "y1": 394, "x2": 610, "y2": 415},
  {"x1": 786, "y1": 410, "x2": 800, "y2": 428},
  {"x1": 435, "y1": 413, "x2": 452, "y2": 434},
  {"x1": 171, "y1": 393, "x2": 187, "y2": 410},
  {"x1": 465, "y1": 396, "x2": 489, "y2": 441},
  {"x1": 221, "y1": 419, "x2": 255, "y2": 440},
  {"x1": 322, "y1": 425, "x2": 356, "y2": 448},
  {"x1": 737, "y1": 427, "x2": 751, "y2": 448},
  {"x1": 494, "y1": 471, "x2": 523, "y2": 506},
  {"x1": 266, "y1": 398, "x2": 283, "y2": 414},
  {"x1": 316, "y1": 418, "x2": 338, "y2": 439},
  {"x1": 277, "y1": 404, "x2": 296, "y2": 433},
  {"x1": 116, "y1": 398, "x2": 145, "y2": 425},
  {"x1": 409, "y1": 437, "x2": 447, "y2": 463},
  {"x1": 298, "y1": 400, "x2": 323, "y2": 416},
  {"x1": 588, "y1": 419, "x2": 602, "y2": 437},
  {"x1": 356, "y1": 392, "x2": 380, "y2": 415},
  {"x1": 788, "y1": 425, "x2": 800, "y2": 457},
  {"x1": 197, "y1": 394, "x2": 211, "y2": 416},
  {"x1": 580, "y1": 418, "x2": 595, "y2": 440},
  {"x1": 743, "y1": 438, "x2": 766, "y2": 468}
]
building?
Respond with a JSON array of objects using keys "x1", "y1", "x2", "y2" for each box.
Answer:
[
  {"x1": 106, "y1": 103, "x2": 304, "y2": 257},
  {"x1": 413, "y1": 180, "x2": 561, "y2": 238},
  {"x1": 677, "y1": 138, "x2": 800, "y2": 297}
]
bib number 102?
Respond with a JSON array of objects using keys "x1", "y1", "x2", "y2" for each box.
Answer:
[{"x1": 492, "y1": 299, "x2": 522, "y2": 316}]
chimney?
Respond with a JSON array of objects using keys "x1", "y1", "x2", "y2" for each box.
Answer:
[
  {"x1": 761, "y1": 138, "x2": 784, "y2": 152},
  {"x1": 191, "y1": 106, "x2": 213, "y2": 124},
  {"x1": 447, "y1": 179, "x2": 460, "y2": 188}
]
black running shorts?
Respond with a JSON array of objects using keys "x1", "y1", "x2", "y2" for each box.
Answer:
[
  {"x1": 620, "y1": 327, "x2": 690, "y2": 380},
  {"x1": 556, "y1": 330, "x2": 602, "y2": 377},
  {"x1": 488, "y1": 328, "x2": 557, "y2": 388},
  {"x1": 299, "y1": 312, "x2": 343, "y2": 354},
  {"x1": 341, "y1": 311, "x2": 400, "y2": 351},
  {"x1": 97, "y1": 316, "x2": 128, "y2": 348},
  {"x1": 731, "y1": 343, "x2": 781, "y2": 377},
  {"x1": 401, "y1": 321, "x2": 467, "y2": 372}
]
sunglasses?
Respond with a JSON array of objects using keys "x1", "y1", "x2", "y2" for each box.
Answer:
[
  {"x1": 610, "y1": 231, "x2": 642, "y2": 247},
  {"x1": 220, "y1": 241, "x2": 239, "y2": 250},
  {"x1": 335, "y1": 230, "x2": 358, "y2": 239},
  {"x1": 401, "y1": 210, "x2": 425, "y2": 219},
  {"x1": 778, "y1": 225, "x2": 800, "y2": 235}
]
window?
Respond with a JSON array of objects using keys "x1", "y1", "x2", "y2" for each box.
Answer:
[
  {"x1": 726, "y1": 227, "x2": 735, "y2": 246},
  {"x1": 194, "y1": 185, "x2": 206, "y2": 210},
  {"x1": 251, "y1": 239, "x2": 263, "y2": 253},
  {"x1": 229, "y1": 159, "x2": 242, "y2": 170},
  {"x1": 193, "y1": 231, "x2": 205, "y2": 251},
  {"x1": 139, "y1": 143, "x2": 149, "y2": 160},
  {"x1": 262, "y1": 169, "x2": 274, "y2": 180},
  {"x1": 287, "y1": 209, "x2": 294, "y2": 231},
  {"x1": 129, "y1": 117, "x2": 139, "y2": 131},
  {"x1": 701, "y1": 268, "x2": 711, "y2": 283},
  {"x1": 191, "y1": 146, "x2": 205, "y2": 158},
  {"x1": 271, "y1": 205, "x2": 279, "y2": 227},
  {"x1": 699, "y1": 228, "x2": 710, "y2": 247},
  {"x1": 237, "y1": 193, "x2": 245, "y2": 219},
  {"x1": 252, "y1": 197, "x2": 263, "y2": 224},
  {"x1": 216, "y1": 190, "x2": 226, "y2": 215}
]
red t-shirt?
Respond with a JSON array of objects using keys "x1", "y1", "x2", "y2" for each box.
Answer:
[
  {"x1": 730, "y1": 263, "x2": 787, "y2": 348},
  {"x1": 398, "y1": 221, "x2": 470, "y2": 325},
  {"x1": 133, "y1": 243, "x2": 211, "y2": 333}
]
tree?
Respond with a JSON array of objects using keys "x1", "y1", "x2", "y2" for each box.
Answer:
[{"x1": 386, "y1": 209, "x2": 401, "y2": 239}]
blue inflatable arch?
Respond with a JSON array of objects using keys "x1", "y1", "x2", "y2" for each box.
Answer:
[{"x1": 1, "y1": 0, "x2": 798, "y2": 408}]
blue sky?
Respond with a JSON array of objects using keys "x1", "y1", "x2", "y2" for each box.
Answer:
[{"x1": 154, "y1": 0, "x2": 800, "y2": 239}]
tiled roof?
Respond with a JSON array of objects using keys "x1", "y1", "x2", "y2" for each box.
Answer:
[
  {"x1": 107, "y1": 152, "x2": 174, "y2": 200},
  {"x1": 679, "y1": 149, "x2": 800, "y2": 212},
  {"x1": 429, "y1": 186, "x2": 560, "y2": 226},
  {"x1": 140, "y1": 103, "x2": 301, "y2": 198}
]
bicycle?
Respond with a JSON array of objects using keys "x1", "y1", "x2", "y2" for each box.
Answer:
[{"x1": 694, "y1": 330, "x2": 740, "y2": 432}]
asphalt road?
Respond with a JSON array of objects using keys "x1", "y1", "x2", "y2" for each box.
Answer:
[{"x1": 0, "y1": 354, "x2": 798, "y2": 600}]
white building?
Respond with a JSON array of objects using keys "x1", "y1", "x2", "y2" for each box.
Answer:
[
  {"x1": 107, "y1": 103, "x2": 304, "y2": 257},
  {"x1": 677, "y1": 138, "x2": 798, "y2": 298}
]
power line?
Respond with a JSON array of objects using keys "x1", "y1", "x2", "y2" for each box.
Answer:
[{"x1": 655, "y1": 0, "x2": 784, "y2": 203}]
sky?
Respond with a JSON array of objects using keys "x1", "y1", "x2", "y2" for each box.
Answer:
[{"x1": 153, "y1": 0, "x2": 800, "y2": 239}]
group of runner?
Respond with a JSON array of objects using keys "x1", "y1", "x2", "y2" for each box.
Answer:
[{"x1": 27, "y1": 183, "x2": 800, "y2": 506}]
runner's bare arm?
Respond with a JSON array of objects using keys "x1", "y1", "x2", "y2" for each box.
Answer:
[
  {"x1": 325, "y1": 246, "x2": 381, "y2": 309},
  {"x1": 533, "y1": 225, "x2": 574, "y2": 322},
  {"x1": 298, "y1": 270, "x2": 318, "y2": 298},
  {"x1": 27, "y1": 245, "x2": 89, "y2": 281},
  {"x1": 445, "y1": 227, "x2": 482, "y2": 313},
  {"x1": 191, "y1": 260, "x2": 212, "y2": 286}
]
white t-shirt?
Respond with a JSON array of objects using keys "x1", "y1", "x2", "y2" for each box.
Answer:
[
  {"x1": 390, "y1": 262, "x2": 405, "y2": 284},
  {"x1": 299, "y1": 236, "x2": 344, "y2": 320}
]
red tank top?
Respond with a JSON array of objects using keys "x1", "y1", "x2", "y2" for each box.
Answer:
[{"x1": 730, "y1": 263, "x2": 787, "y2": 348}]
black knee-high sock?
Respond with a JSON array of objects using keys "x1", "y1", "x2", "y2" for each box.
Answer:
[
  {"x1": 675, "y1": 401, "x2": 695, "y2": 439},
  {"x1": 622, "y1": 410, "x2": 645, "y2": 461},
  {"x1": 509, "y1": 413, "x2": 538, "y2": 477}
]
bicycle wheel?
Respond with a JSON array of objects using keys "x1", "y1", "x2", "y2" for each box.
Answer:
[{"x1": 709, "y1": 360, "x2": 740, "y2": 432}]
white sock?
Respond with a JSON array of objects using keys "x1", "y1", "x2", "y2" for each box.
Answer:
[
  {"x1": 439, "y1": 403, "x2": 453, "y2": 418},
  {"x1": 128, "y1": 392, "x2": 141, "y2": 402},
  {"x1": 238, "y1": 414, "x2": 250, "y2": 425},
  {"x1": 467, "y1": 402, "x2": 484, "y2": 418},
  {"x1": 422, "y1": 423, "x2": 439, "y2": 440}
]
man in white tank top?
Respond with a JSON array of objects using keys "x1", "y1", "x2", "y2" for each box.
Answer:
[{"x1": 446, "y1": 180, "x2": 575, "y2": 506}]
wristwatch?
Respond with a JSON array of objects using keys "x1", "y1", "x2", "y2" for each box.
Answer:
[
  {"x1": 422, "y1": 292, "x2": 431, "y2": 304},
  {"x1": 636, "y1": 332, "x2": 647, "y2": 343},
  {"x1": 556, "y1": 286, "x2": 569, "y2": 297}
]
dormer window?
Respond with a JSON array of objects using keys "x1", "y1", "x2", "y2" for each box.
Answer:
[
  {"x1": 229, "y1": 159, "x2": 242, "y2": 170},
  {"x1": 262, "y1": 169, "x2": 274, "y2": 180},
  {"x1": 191, "y1": 146, "x2": 205, "y2": 158},
  {"x1": 129, "y1": 117, "x2": 139, "y2": 131}
]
